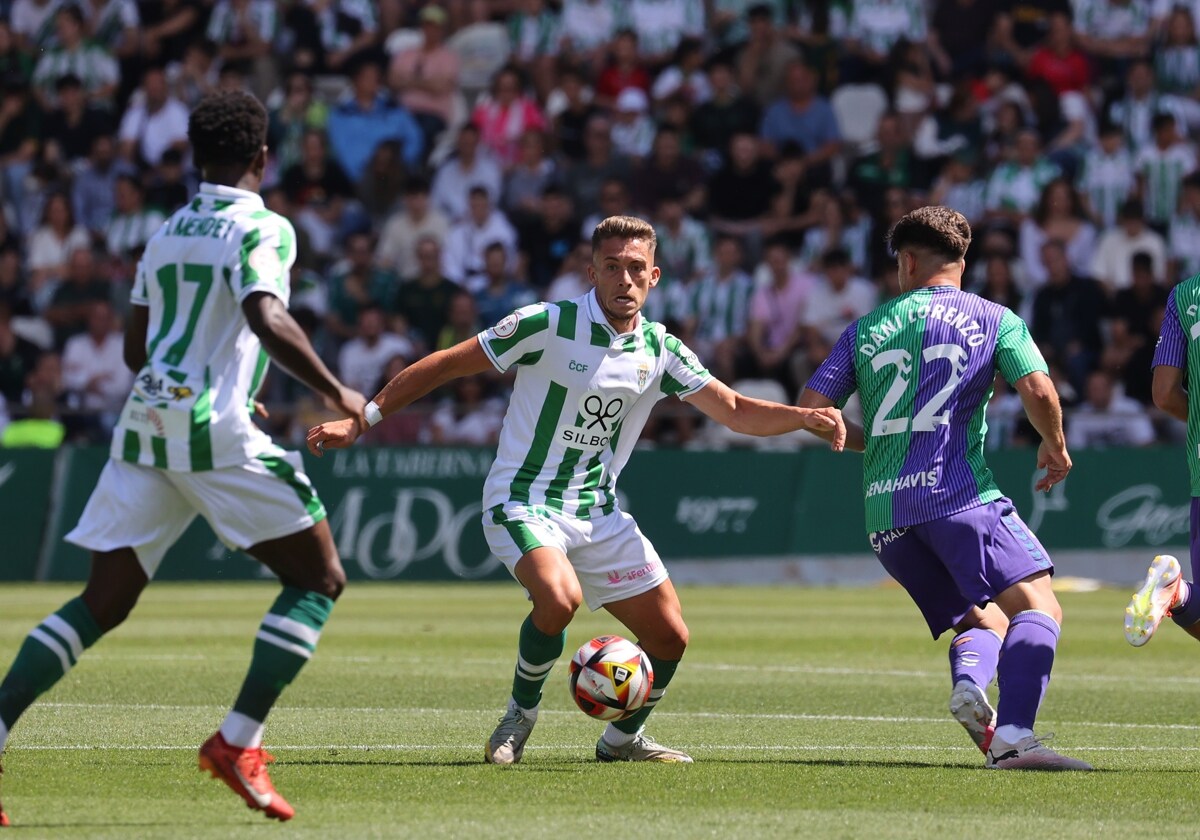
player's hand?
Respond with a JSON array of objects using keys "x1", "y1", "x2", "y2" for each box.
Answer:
[
  {"x1": 252, "y1": 400, "x2": 269, "y2": 419},
  {"x1": 801, "y1": 406, "x2": 847, "y2": 452},
  {"x1": 1035, "y1": 441, "x2": 1071, "y2": 492},
  {"x1": 307, "y1": 417, "x2": 362, "y2": 456}
]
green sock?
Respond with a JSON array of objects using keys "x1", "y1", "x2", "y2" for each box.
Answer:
[
  {"x1": 230, "y1": 587, "x2": 333, "y2": 725},
  {"x1": 510, "y1": 614, "x2": 565, "y2": 710},
  {"x1": 0, "y1": 598, "x2": 102, "y2": 736},
  {"x1": 612, "y1": 654, "x2": 678, "y2": 735}
]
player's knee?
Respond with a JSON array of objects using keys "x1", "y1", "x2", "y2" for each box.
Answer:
[
  {"x1": 318, "y1": 563, "x2": 347, "y2": 601},
  {"x1": 532, "y1": 588, "x2": 581, "y2": 633},
  {"x1": 82, "y1": 588, "x2": 140, "y2": 633},
  {"x1": 647, "y1": 620, "x2": 689, "y2": 660}
]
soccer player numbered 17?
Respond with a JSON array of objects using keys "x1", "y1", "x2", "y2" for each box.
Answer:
[
  {"x1": 0, "y1": 92, "x2": 366, "y2": 826},
  {"x1": 800, "y1": 207, "x2": 1092, "y2": 771},
  {"x1": 1122, "y1": 272, "x2": 1200, "y2": 646},
  {"x1": 308, "y1": 216, "x2": 846, "y2": 764}
]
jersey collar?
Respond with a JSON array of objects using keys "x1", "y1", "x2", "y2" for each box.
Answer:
[
  {"x1": 584, "y1": 289, "x2": 644, "y2": 349},
  {"x1": 197, "y1": 182, "x2": 265, "y2": 207}
]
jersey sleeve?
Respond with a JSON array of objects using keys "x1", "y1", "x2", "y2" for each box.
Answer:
[
  {"x1": 477, "y1": 302, "x2": 552, "y2": 373},
  {"x1": 805, "y1": 322, "x2": 858, "y2": 408},
  {"x1": 660, "y1": 333, "x2": 712, "y2": 399},
  {"x1": 130, "y1": 255, "x2": 149, "y2": 306},
  {"x1": 995, "y1": 308, "x2": 1049, "y2": 384},
  {"x1": 1154, "y1": 287, "x2": 1188, "y2": 369},
  {"x1": 228, "y1": 215, "x2": 297, "y2": 305}
]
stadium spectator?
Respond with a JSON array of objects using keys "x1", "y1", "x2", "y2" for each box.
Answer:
[
  {"x1": 388, "y1": 5, "x2": 461, "y2": 152},
  {"x1": 688, "y1": 235, "x2": 753, "y2": 382},
  {"x1": 117, "y1": 64, "x2": 190, "y2": 168},
  {"x1": 69, "y1": 135, "x2": 123, "y2": 243},
  {"x1": 803, "y1": 247, "x2": 878, "y2": 347},
  {"x1": 1135, "y1": 111, "x2": 1197, "y2": 228},
  {"x1": 843, "y1": 0, "x2": 927, "y2": 84},
  {"x1": 747, "y1": 238, "x2": 813, "y2": 396},
  {"x1": 508, "y1": 0, "x2": 562, "y2": 69},
  {"x1": 1075, "y1": 0, "x2": 1152, "y2": 74},
  {"x1": 985, "y1": 128, "x2": 1061, "y2": 225},
  {"x1": 799, "y1": 192, "x2": 871, "y2": 274},
  {"x1": 928, "y1": 0, "x2": 1005, "y2": 79},
  {"x1": 428, "y1": 374, "x2": 504, "y2": 445},
  {"x1": 631, "y1": 128, "x2": 705, "y2": 216},
  {"x1": 327, "y1": 60, "x2": 423, "y2": 184},
  {"x1": 0, "y1": 242, "x2": 29, "y2": 318},
  {"x1": 627, "y1": 0, "x2": 704, "y2": 64},
  {"x1": 167, "y1": 38, "x2": 219, "y2": 110},
  {"x1": 691, "y1": 58, "x2": 760, "y2": 167},
  {"x1": 436, "y1": 288, "x2": 481, "y2": 349},
  {"x1": 654, "y1": 192, "x2": 712, "y2": 288},
  {"x1": 545, "y1": 238, "x2": 593, "y2": 301},
  {"x1": 205, "y1": 0, "x2": 278, "y2": 100},
  {"x1": 472, "y1": 66, "x2": 547, "y2": 169},
  {"x1": 579, "y1": 176, "x2": 633, "y2": 239},
  {"x1": 1078, "y1": 121, "x2": 1135, "y2": 228},
  {"x1": 31, "y1": 6, "x2": 119, "y2": 110},
  {"x1": 1156, "y1": 6, "x2": 1200, "y2": 96},
  {"x1": 441, "y1": 186, "x2": 518, "y2": 288},
  {"x1": 651, "y1": 37, "x2": 710, "y2": 106},
  {"x1": 1026, "y1": 12, "x2": 1092, "y2": 95},
  {"x1": 1108, "y1": 60, "x2": 1187, "y2": 150},
  {"x1": 1031, "y1": 239, "x2": 1107, "y2": 392},
  {"x1": 517, "y1": 186, "x2": 578, "y2": 291},
  {"x1": 502, "y1": 129, "x2": 558, "y2": 220},
  {"x1": 0, "y1": 21, "x2": 33, "y2": 86},
  {"x1": 143, "y1": 147, "x2": 193, "y2": 215},
  {"x1": 930, "y1": 152, "x2": 989, "y2": 226},
  {"x1": 737, "y1": 4, "x2": 801, "y2": 108},
  {"x1": 136, "y1": 0, "x2": 200, "y2": 65},
  {"x1": 1107, "y1": 251, "x2": 1167, "y2": 404},
  {"x1": 474, "y1": 242, "x2": 537, "y2": 327},
  {"x1": 105, "y1": 175, "x2": 164, "y2": 267},
  {"x1": 996, "y1": 0, "x2": 1073, "y2": 65},
  {"x1": 42, "y1": 74, "x2": 114, "y2": 167},
  {"x1": 848, "y1": 113, "x2": 915, "y2": 217},
  {"x1": 563, "y1": 114, "x2": 629, "y2": 219},
  {"x1": 9, "y1": 0, "x2": 60, "y2": 53},
  {"x1": 2, "y1": 351, "x2": 65, "y2": 448},
  {"x1": 394, "y1": 235, "x2": 459, "y2": 351},
  {"x1": 1168, "y1": 173, "x2": 1200, "y2": 283},
  {"x1": 267, "y1": 71, "x2": 329, "y2": 178},
  {"x1": 61, "y1": 299, "x2": 130, "y2": 423},
  {"x1": 560, "y1": 0, "x2": 621, "y2": 67},
  {"x1": 0, "y1": 79, "x2": 42, "y2": 232},
  {"x1": 610, "y1": 87, "x2": 655, "y2": 161},
  {"x1": 355, "y1": 139, "x2": 408, "y2": 224},
  {"x1": 26, "y1": 192, "x2": 90, "y2": 308},
  {"x1": 325, "y1": 231, "x2": 398, "y2": 342},
  {"x1": 975, "y1": 254, "x2": 1025, "y2": 313},
  {"x1": 594, "y1": 29, "x2": 650, "y2": 109},
  {"x1": 446, "y1": 0, "x2": 511, "y2": 98},
  {"x1": 1091, "y1": 198, "x2": 1167, "y2": 290},
  {"x1": 707, "y1": 133, "x2": 778, "y2": 245},
  {"x1": 376, "y1": 177, "x2": 450, "y2": 281},
  {"x1": 549, "y1": 66, "x2": 598, "y2": 161},
  {"x1": 302, "y1": 0, "x2": 379, "y2": 73},
  {"x1": 280, "y1": 128, "x2": 356, "y2": 258},
  {"x1": 0, "y1": 301, "x2": 40, "y2": 404},
  {"x1": 1067, "y1": 369, "x2": 1156, "y2": 448},
  {"x1": 44, "y1": 247, "x2": 110, "y2": 348},
  {"x1": 759, "y1": 61, "x2": 840, "y2": 185},
  {"x1": 431, "y1": 123, "x2": 503, "y2": 221},
  {"x1": 1019, "y1": 179, "x2": 1097, "y2": 289},
  {"x1": 337, "y1": 304, "x2": 413, "y2": 396}
]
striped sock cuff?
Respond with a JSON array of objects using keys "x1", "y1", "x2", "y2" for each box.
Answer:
[
  {"x1": 254, "y1": 587, "x2": 332, "y2": 660},
  {"x1": 516, "y1": 654, "x2": 557, "y2": 681},
  {"x1": 28, "y1": 598, "x2": 103, "y2": 673}
]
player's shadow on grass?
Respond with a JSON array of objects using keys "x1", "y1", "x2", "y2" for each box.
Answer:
[
  {"x1": 721, "y1": 757, "x2": 1119, "y2": 772},
  {"x1": 285, "y1": 758, "x2": 597, "y2": 768}
]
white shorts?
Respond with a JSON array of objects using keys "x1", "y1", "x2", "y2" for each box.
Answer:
[
  {"x1": 482, "y1": 502, "x2": 668, "y2": 611},
  {"x1": 66, "y1": 452, "x2": 326, "y2": 579}
]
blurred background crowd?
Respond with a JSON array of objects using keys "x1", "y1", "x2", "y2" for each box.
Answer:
[{"x1": 0, "y1": 0, "x2": 1189, "y2": 451}]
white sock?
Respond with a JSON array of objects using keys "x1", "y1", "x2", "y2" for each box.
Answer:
[
  {"x1": 510, "y1": 696, "x2": 539, "y2": 720},
  {"x1": 0, "y1": 717, "x2": 8, "y2": 753},
  {"x1": 993, "y1": 724, "x2": 1033, "y2": 745},
  {"x1": 219, "y1": 711, "x2": 265, "y2": 749},
  {"x1": 602, "y1": 724, "x2": 639, "y2": 747}
]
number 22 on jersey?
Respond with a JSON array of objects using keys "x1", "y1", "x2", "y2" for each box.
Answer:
[{"x1": 870, "y1": 344, "x2": 969, "y2": 437}]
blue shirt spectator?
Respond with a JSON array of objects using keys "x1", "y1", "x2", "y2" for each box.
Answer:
[
  {"x1": 326, "y1": 62, "x2": 423, "y2": 182},
  {"x1": 759, "y1": 61, "x2": 841, "y2": 164}
]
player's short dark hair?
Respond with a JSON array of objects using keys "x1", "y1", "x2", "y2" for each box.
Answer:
[
  {"x1": 484, "y1": 241, "x2": 508, "y2": 256},
  {"x1": 1131, "y1": 251, "x2": 1154, "y2": 272},
  {"x1": 468, "y1": 185, "x2": 490, "y2": 199},
  {"x1": 887, "y1": 206, "x2": 972, "y2": 263},
  {"x1": 188, "y1": 90, "x2": 268, "y2": 170},
  {"x1": 592, "y1": 215, "x2": 656, "y2": 256}
]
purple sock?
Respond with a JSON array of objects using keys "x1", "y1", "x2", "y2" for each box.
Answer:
[
  {"x1": 948, "y1": 628, "x2": 1002, "y2": 689},
  {"x1": 1172, "y1": 580, "x2": 1200, "y2": 628},
  {"x1": 995, "y1": 610, "x2": 1060, "y2": 731}
]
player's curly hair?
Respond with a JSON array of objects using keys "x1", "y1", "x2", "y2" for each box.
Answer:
[
  {"x1": 188, "y1": 90, "x2": 268, "y2": 171},
  {"x1": 592, "y1": 215, "x2": 656, "y2": 255},
  {"x1": 887, "y1": 206, "x2": 972, "y2": 263}
]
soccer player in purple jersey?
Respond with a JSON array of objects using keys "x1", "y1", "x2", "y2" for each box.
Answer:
[
  {"x1": 1122, "y1": 272, "x2": 1200, "y2": 646},
  {"x1": 799, "y1": 207, "x2": 1092, "y2": 770}
]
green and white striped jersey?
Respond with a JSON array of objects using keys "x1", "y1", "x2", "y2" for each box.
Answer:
[
  {"x1": 1077, "y1": 147, "x2": 1134, "y2": 229},
  {"x1": 477, "y1": 290, "x2": 711, "y2": 518},
  {"x1": 111, "y1": 183, "x2": 296, "y2": 472},
  {"x1": 31, "y1": 43, "x2": 118, "y2": 106},
  {"x1": 1135, "y1": 142, "x2": 1197, "y2": 224}
]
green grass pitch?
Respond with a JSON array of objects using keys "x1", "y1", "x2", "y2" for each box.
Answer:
[{"x1": 1, "y1": 582, "x2": 1198, "y2": 838}]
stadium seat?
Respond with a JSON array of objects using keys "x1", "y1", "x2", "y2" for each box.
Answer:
[{"x1": 831, "y1": 84, "x2": 889, "y2": 157}]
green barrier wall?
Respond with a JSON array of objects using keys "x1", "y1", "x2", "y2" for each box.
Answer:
[{"x1": 2, "y1": 445, "x2": 1192, "y2": 582}]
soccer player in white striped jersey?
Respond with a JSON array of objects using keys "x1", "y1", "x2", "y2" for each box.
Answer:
[
  {"x1": 0, "y1": 91, "x2": 365, "y2": 826},
  {"x1": 308, "y1": 216, "x2": 846, "y2": 764}
]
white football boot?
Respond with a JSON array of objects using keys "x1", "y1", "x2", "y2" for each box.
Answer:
[
  {"x1": 986, "y1": 732, "x2": 1093, "y2": 771},
  {"x1": 485, "y1": 700, "x2": 538, "y2": 765},
  {"x1": 948, "y1": 680, "x2": 996, "y2": 754},
  {"x1": 1125, "y1": 554, "x2": 1183, "y2": 647},
  {"x1": 596, "y1": 729, "x2": 693, "y2": 763}
]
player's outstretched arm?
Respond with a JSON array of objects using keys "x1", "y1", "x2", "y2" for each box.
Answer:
[
  {"x1": 1152, "y1": 365, "x2": 1188, "y2": 423},
  {"x1": 797, "y1": 387, "x2": 866, "y2": 452},
  {"x1": 242, "y1": 292, "x2": 365, "y2": 419},
  {"x1": 306, "y1": 337, "x2": 494, "y2": 455},
  {"x1": 686, "y1": 379, "x2": 850, "y2": 452},
  {"x1": 123, "y1": 304, "x2": 150, "y2": 372},
  {"x1": 1013, "y1": 370, "x2": 1071, "y2": 492}
]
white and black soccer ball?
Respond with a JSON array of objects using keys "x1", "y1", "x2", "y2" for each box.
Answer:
[{"x1": 567, "y1": 635, "x2": 654, "y2": 721}]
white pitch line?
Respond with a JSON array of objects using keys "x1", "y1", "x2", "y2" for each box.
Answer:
[
  {"x1": 34, "y1": 702, "x2": 1200, "y2": 732},
  {"x1": 7, "y1": 743, "x2": 1199, "y2": 753}
]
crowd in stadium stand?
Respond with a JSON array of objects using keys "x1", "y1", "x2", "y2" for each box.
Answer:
[{"x1": 0, "y1": 0, "x2": 1192, "y2": 450}]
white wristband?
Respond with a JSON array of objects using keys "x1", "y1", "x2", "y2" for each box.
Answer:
[{"x1": 364, "y1": 400, "x2": 383, "y2": 428}]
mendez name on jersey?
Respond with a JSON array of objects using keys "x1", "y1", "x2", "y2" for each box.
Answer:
[
  {"x1": 477, "y1": 289, "x2": 710, "y2": 519},
  {"x1": 112, "y1": 183, "x2": 296, "y2": 473}
]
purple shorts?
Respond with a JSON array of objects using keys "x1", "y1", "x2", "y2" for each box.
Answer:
[
  {"x1": 869, "y1": 499, "x2": 1054, "y2": 639},
  {"x1": 1191, "y1": 498, "x2": 1200, "y2": 580}
]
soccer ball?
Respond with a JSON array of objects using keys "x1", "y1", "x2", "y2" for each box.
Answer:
[{"x1": 568, "y1": 635, "x2": 654, "y2": 721}]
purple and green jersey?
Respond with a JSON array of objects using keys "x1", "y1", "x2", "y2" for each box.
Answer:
[
  {"x1": 807, "y1": 285, "x2": 1048, "y2": 532},
  {"x1": 1153, "y1": 280, "x2": 1200, "y2": 496}
]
